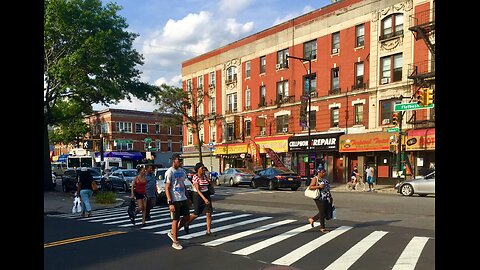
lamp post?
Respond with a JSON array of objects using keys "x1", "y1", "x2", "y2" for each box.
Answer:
[{"x1": 286, "y1": 55, "x2": 312, "y2": 184}]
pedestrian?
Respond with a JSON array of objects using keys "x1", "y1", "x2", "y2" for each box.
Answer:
[
  {"x1": 366, "y1": 165, "x2": 375, "y2": 191},
  {"x1": 145, "y1": 164, "x2": 157, "y2": 220},
  {"x1": 165, "y1": 154, "x2": 191, "y2": 250},
  {"x1": 76, "y1": 167, "x2": 94, "y2": 217},
  {"x1": 307, "y1": 168, "x2": 333, "y2": 233},
  {"x1": 184, "y1": 162, "x2": 216, "y2": 236},
  {"x1": 130, "y1": 166, "x2": 147, "y2": 226}
]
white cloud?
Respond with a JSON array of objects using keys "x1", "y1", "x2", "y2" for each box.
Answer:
[
  {"x1": 218, "y1": 0, "x2": 253, "y2": 16},
  {"x1": 273, "y1": 5, "x2": 315, "y2": 26},
  {"x1": 93, "y1": 96, "x2": 158, "y2": 112}
]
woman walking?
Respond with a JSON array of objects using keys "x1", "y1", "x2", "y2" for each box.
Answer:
[
  {"x1": 77, "y1": 167, "x2": 94, "y2": 217},
  {"x1": 130, "y1": 166, "x2": 147, "y2": 226},
  {"x1": 307, "y1": 168, "x2": 333, "y2": 233}
]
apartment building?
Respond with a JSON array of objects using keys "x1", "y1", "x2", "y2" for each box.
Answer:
[{"x1": 181, "y1": 0, "x2": 435, "y2": 184}]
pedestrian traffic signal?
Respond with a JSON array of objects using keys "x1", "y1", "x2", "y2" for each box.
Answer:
[
  {"x1": 392, "y1": 112, "x2": 399, "y2": 126},
  {"x1": 416, "y1": 88, "x2": 428, "y2": 106},
  {"x1": 425, "y1": 88, "x2": 434, "y2": 106}
]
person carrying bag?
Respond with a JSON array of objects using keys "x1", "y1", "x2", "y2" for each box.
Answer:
[{"x1": 306, "y1": 168, "x2": 332, "y2": 233}]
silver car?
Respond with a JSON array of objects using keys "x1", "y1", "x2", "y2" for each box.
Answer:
[
  {"x1": 217, "y1": 168, "x2": 256, "y2": 187},
  {"x1": 107, "y1": 169, "x2": 137, "y2": 191},
  {"x1": 395, "y1": 171, "x2": 435, "y2": 196}
]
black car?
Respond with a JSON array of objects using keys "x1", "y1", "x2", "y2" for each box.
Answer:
[
  {"x1": 154, "y1": 167, "x2": 193, "y2": 204},
  {"x1": 251, "y1": 167, "x2": 302, "y2": 191},
  {"x1": 61, "y1": 167, "x2": 105, "y2": 192}
]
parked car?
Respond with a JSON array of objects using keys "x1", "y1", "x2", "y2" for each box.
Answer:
[
  {"x1": 154, "y1": 167, "x2": 193, "y2": 204},
  {"x1": 182, "y1": 165, "x2": 196, "y2": 181},
  {"x1": 395, "y1": 171, "x2": 435, "y2": 197},
  {"x1": 107, "y1": 169, "x2": 137, "y2": 192},
  {"x1": 251, "y1": 167, "x2": 302, "y2": 191},
  {"x1": 217, "y1": 168, "x2": 256, "y2": 186},
  {"x1": 61, "y1": 167, "x2": 105, "y2": 192},
  {"x1": 51, "y1": 162, "x2": 67, "y2": 177}
]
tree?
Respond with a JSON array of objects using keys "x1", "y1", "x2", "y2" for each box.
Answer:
[
  {"x1": 44, "y1": 0, "x2": 157, "y2": 190},
  {"x1": 155, "y1": 84, "x2": 215, "y2": 164}
]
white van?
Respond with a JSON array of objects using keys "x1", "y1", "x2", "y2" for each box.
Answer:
[{"x1": 95, "y1": 157, "x2": 123, "y2": 171}]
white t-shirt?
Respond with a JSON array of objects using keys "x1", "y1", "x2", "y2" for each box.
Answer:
[
  {"x1": 164, "y1": 167, "x2": 188, "y2": 202},
  {"x1": 366, "y1": 167, "x2": 374, "y2": 177}
]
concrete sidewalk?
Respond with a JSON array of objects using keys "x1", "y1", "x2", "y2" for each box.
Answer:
[{"x1": 44, "y1": 190, "x2": 125, "y2": 215}]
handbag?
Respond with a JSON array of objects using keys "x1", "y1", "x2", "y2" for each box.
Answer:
[
  {"x1": 72, "y1": 196, "x2": 82, "y2": 214},
  {"x1": 304, "y1": 187, "x2": 320, "y2": 199},
  {"x1": 127, "y1": 198, "x2": 136, "y2": 224},
  {"x1": 91, "y1": 181, "x2": 98, "y2": 191}
]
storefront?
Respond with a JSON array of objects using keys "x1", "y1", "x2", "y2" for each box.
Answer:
[
  {"x1": 405, "y1": 128, "x2": 435, "y2": 177},
  {"x1": 214, "y1": 143, "x2": 248, "y2": 171},
  {"x1": 288, "y1": 132, "x2": 343, "y2": 183},
  {"x1": 339, "y1": 131, "x2": 394, "y2": 185},
  {"x1": 182, "y1": 145, "x2": 220, "y2": 172},
  {"x1": 255, "y1": 135, "x2": 290, "y2": 169}
]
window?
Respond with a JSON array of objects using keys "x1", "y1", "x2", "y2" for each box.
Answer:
[
  {"x1": 354, "y1": 62, "x2": 364, "y2": 88},
  {"x1": 116, "y1": 122, "x2": 132, "y2": 133},
  {"x1": 356, "y1": 24, "x2": 365, "y2": 47},
  {"x1": 156, "y1": 141, "x2": 161, "y2": 151},
  {"x1": 227, "y1": 123, "x2": 235, "y2": 140},
  {"x1": 198, "y1": 102, "x2": 204, "y2": 116},
  {"x1": 276, "y1": 80, "x2": 289, "y2": 102},
  {"x1": 209, "y1": 71, "x2": 216, "y2": 86},
  {"x1": 380, "y1": 99, "x2": 400, "y2": 125},
  {"x1": 211, "y1": 130, "x2": 216, "y2": 142},
  {"x1": 245, "y1": 61, "x2": 251, "y2": 78},
  {"x1": 259, "y1": 86, "x2": 266, "y2": 107},
  {"x1": 260, "y1": 56, "x2": 266, "y2": 74},
  {"x1": 197, "y1": 75, "x2": 203, "y2": 89},
  {"x1": 179, "y1": 126, "x2": 183, "y2": 136},
  {"x1": 381, "y1": 53, "x2": 402, "y2": 83},
  {"x1": 304, "y1": 39, "x2": 317, "y2": 60},
  {"x1": 155, "y1": 124, "x2": 161, "y2": 134},
  {"x1": 260, "y1": 126, "x2": 266, "y2": 136},
  {"x1": 245, "y1": 89, "x2": 251, "y2": 109},
  {"x1": 135, "y1": 123, "x2": 148, "y2": 133},
  {"x1": 309, "y1": 110, "x2": 317, "y2": 130},
  {"x1": 354, "y1": 104, "x2": 363, "y2": 125},
  {"x1": 331, "y1": 68, "x2": 340, "y2": 91},
  {"x1": 245, "y1": 120, "x2": 251, "y2": 137},
  {"x1": 210, "y1": 96, "x2": 216, "y2": 114},
  {"x1": 303, "y1": 73, "x2": 317, "y2": 96},
  {"x1": 381, "y1": 13, "x2": 403, "y2": 40},
  {"x1": 100, "y1": 123, "x2": 109, "y2": 134},
  {"x1": 116, "y1": 141, "x2": 133, "y2": 151},
  {"x1": 226, "y1": 67, "x2": 237, "y2": 83},
  {"x1": 168, "y1": 140, "x2": 172, "y2": 152},
  {"x1": 188, "y1": 133, "x2": 193, "y2": 145},
  {"x1": 276, "y1": 115, "x2": 289, "y2": 133},
  {"x1": 277, "y1": 49, "x2": 288, "y2": 68},
  {"x1": 227, "y1": 93, "x2": 237, "y2": 113},
  {"x1": 330, "y1": 107, "x2": 339, "y2": 127},
  {"x1": 332, "y1": 32, "x2": 340, "y2": 54},
  {"x1": 168, "y1": 126, "x2": 172, "y2": 135},
  {"x1": 186, "y1": 79, "x2": 192, "y2": 91}
]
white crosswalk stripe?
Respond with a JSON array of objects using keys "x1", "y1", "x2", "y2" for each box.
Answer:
[{"x1": 392, "y1": 236, "x2": 430, "y2": 270}]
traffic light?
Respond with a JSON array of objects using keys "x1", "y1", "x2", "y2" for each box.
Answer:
[
  {"x1": 392, "y1": 112, "x2": 399, "y2": 126},
  {"x1": 425, "y1": 88, "x2": 434, "y2": 106},
  {"x1": 416, "y1": 88, "x2": 428, "y2": 106}
]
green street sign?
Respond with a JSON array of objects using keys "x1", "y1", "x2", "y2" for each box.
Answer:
[
  {"x1": 144, "y1": 137, "x2": 152, "y2": 143},
  {"x1": 394, "y1": 102, "x2": 434, "y2": 111},
  {"x1": 386, "y1": 127, "x2": 399, "y2": 132}
]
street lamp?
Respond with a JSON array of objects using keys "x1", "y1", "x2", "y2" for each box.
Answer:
[{"x1": 286, "y1": 55, "x2": 312, "y2": 184}]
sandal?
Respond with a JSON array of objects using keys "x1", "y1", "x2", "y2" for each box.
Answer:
[
  {"x1": 320, "y1": 228, "x2": 329, "y2": 233},
  {"x1": 308, "y1": 217, "x2": 315, "y2": 227}
]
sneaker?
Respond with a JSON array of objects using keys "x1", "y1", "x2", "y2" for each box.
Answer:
[
  {"x1": 167, "y1": 231, "x2": 175, "y2": 242},
  {"x1": 184, "y1": 223, "x2": 190, "y2": 234},
  {"x1": 171, "y1": 241, "x2": 183, "y2": 250}
]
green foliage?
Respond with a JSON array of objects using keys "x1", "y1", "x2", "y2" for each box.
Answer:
[
  {"x1": 94, "y1": 191, "x2": 116, "y2": 204},
  {"x1": 49, "y1": 119, "x2": 90, "y2": 146}
]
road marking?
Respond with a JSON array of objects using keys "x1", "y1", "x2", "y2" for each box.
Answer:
[
  {"x1": 203, "y1": 219, "x2": 296, "y2": 247},
  {"x1": 324, "y1": 230, "x2": 388, "y2": 270},
  {"x1": 232, "y1": 223, "x2": 315, "y2": 255},
  {"x1": 392, "y1": 236, "x2": 430, "y2": 270},
  {"x1": 272, "y1": 226, "x2": 353, "y2": 266},
  {"x1": 44, "y1": 231, "x2": 127, "y2": 248}
]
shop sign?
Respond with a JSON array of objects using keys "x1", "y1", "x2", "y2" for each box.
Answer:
[
  {"x1": 288, "y1": 133, "x2": 341, "y2": 151},
  {"x1": 214, "y1": 144, "x2": 248, "y2": 155},
  {"x1": 405, "y1": 128, "x2": 435, "y2": 151},
  {"x1": 339, "y1": 132, "x2": 391, "y2": 152}
]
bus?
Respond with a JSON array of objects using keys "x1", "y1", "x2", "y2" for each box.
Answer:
[{"x1": 67, "y1": 148, "x2": 95, "y2": 169}]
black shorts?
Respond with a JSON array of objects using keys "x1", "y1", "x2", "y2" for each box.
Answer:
[
  {"x1": 171, "y1": 200, "x2": 190, "y2": 220},
  {"x1": 193, "y1": 191, "x2": 213, "y2": 215},
  {"x1": 134, "y1": 191, "x2": 146, "y2": 200}
]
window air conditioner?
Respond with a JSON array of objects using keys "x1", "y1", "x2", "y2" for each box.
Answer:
[
  {"x1": 332, "y1": 48, "x2": 339, "y2": 54},
  {"x1": 382, "y1": 118, "x2": 390, "y2": 125},
  {"x1": 276, "y1": 64, "x2": 281, "y2": 70},
  {"x1": 228, "y1": 136, "x2": 233, "y2": 141},
  {"x1": 282, "y1": 127, "x2": 288, "y2": 133},
  {"x1": 260, "y1": 130, "x2": 266, "y2": 136},
  {"x1": 381, "y1": 78, "x2": 390, "y2": 84}
]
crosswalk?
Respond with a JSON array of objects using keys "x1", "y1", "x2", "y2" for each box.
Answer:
[{"x1": 50, "y1": 206, "x2": 434, "y2": 269}]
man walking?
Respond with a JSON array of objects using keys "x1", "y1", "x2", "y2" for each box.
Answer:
[
  {"x1": 366, "y1": 165, "x2": 375, "y2": 192},
  {"x1": 145, "y1": 164, "x2": 157, "y2": 220},
  {"x1": 164, "y1": 154, "x2": 191, "y2": 250}
]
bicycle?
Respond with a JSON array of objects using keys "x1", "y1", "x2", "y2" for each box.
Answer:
[{"x1": 345, "y1": 175, "x2": 366, "y2": 191}]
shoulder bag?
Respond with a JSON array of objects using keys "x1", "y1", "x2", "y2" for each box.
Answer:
[{"x1": 304, "y1": 187, "x2": 320, "y2": 199}]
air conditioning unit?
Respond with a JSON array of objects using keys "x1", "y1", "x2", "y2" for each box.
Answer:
[
  {"x1": 381, "y1": 78, "x2": 390, "y2": 84},
  {"x1": 276, "y1": 64, "x2": 281, "y2": 70},
  {"x1": 282, "y1": 127, "x2": 288, "y2": 133},
  {"x1": 119, "y1": 129, "x2": 124, "y2": 132},
  {"x1": 332, "y1": 48, "x2": 339, "y2": 54},
  {"x1": 260, "y1": 130, "x2": 266, "y2": 136},
  {"x1": 382, "y1": 118, "x2": 390, "y2": 125},
  {"x1": 228, "y1": 136, "x2": 233, "y2": 141}
]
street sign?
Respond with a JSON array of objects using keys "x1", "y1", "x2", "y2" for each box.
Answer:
[
  {"x1": 208, "y1": 142, "x2": 214, "y2": 147},
  {"x1": 144, "y1": 137, "x2": 152, "y2": 143},
  {"x1": 386, "y1": 127, "x2": 399, "y2": 132},
  {"x1": 394, "y1": 102, "x2": 434, "y2": 111}
]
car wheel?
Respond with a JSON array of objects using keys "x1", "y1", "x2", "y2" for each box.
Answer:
[
  {"x1": 251, "y1": 180, "x2": 257, "y2": 189},
  {"x1": 268, "y1": 180, "x2": 275, "y2": 190},
  {"x1": 229, "y1": 178, "x2": 234, "y2": 187},
  {"x1": 400, "y1": 184, "x2": 414, "y2": 196}
]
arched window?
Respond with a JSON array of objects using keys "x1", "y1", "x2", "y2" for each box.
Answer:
[
  {"x1": 226, "y1": 66, "x2": 237, "y2": 83},
  {"x1": 380, "y1": 13, "x2": 403, "y2": 40}
]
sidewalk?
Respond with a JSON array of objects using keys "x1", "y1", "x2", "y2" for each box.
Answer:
[{"x1": 44, "y1": 190, "x2": 125, "y2": 215}]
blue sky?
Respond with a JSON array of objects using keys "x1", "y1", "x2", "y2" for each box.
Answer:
[{"x1": 95, "y1": 0, "x2": 334, "y2": 111}]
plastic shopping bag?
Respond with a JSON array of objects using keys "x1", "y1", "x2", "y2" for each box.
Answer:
[{"x1": 72, "y1": 196, "x2": 82, "y2": 214}]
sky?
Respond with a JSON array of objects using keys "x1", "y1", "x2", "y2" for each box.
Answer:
[{"x1": 94, "y1": 0, "x2": 335, "y2": 112}]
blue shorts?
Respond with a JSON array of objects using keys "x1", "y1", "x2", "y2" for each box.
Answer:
[{"x1": 366, "y1": 176, "x2": 374, "y2": 184}]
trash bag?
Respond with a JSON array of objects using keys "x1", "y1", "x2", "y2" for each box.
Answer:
[
  {"x1": 72, "y1": 196, "x2": 82, "y2": 214},
  {"x1": 127, "y1": 198, "x2": 136, "y2": 225}
]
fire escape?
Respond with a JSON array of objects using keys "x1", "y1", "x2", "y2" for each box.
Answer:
[{"x1": 407, "y1": 7, "x2": 435, "y2": 128}]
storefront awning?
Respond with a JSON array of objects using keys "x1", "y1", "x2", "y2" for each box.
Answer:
[
  {"x1": 214, "y1": 143, "x2": 248, "y2": 155},
  {"x1": 57, "y1": 154, "x2": 69, "y2": 163},
  {"x1": 339, "y1": 132, "x2": 391, "y2": 152},
  {"x1": 98, "y1": 151, "x2": 144, "y2": 160},
  {"x1": 405, "y1": 128, "x2": 435, "y2": 151}
]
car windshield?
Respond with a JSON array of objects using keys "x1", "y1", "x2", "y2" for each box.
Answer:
[
  {"x1": 123, "y1": 170, "x2": 137, "y2": 177},
  {"x1": 274, "y1": 168, "x2": 296, "y2": 174}
]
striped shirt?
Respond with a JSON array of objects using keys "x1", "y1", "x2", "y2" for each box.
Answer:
[{"x1": 192, "y1": 174, "x2": 209, "y2": 193}]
